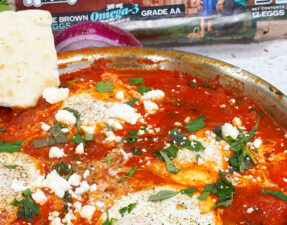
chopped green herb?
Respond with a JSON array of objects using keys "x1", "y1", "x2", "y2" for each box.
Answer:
[
  {"x1": 0, "y1": 140, "x2": 24, "y2": 153},
  {"x1": 119, "y1": 203, "x2": 137, "y2": 217},
  {"x1": 187, "y1": 82, "x2": 196, "y2": 89},
  {"x1": 138, "y1": 85, "x2": 151, "y2": 95},
  {"x1": 11, "y1": 188, "x2": 40, "y2": 222},
  {"x1": 70, "y1": 133, "x2": 85, "y2": 145},
  {"x1": 32, "y1": 137, "x2": 55, "y2": 149},
  {"x1": 212, "y1": 126, "x2": 223, "y2": 141},
  {"x1": 118, "y1": 177, "x2": 126, "y2": 183},
  {"x1": 105, "y1": 152, "x2": 112, "y2": 166},
  {"x1": 131, "y1": 148, "x2": 142, "y2": 156},
  {"x1": 102, "y1": 211, "x2": 118, "y2": 225},
  {"x1": 0, "y1": 0, "x2": 10, "y2": 12},
  {"x1": 148, "y1": 190, "x2": 179, "y2": 201},
  {"x1": 129, "y1": 77, "x2": 145, "y2": 85},
  {"x1": 169, "y1": 128, "x2": 186, "y2": 145},
  {"x1": 185, "y1": 115, "x2": 205, "y2": 133},
  {"x1": 126, "y1": 97, "x2": 139, "y2": 106},
  {"x1": 4, "y1": 164, "x2": 18, "y2": 169},
  {"x1": 180, "y1": 188, "x2": 198, "y2": 197},
  {"x1": 155, "y1": 144, "x2": 179, "y2": 161},
  {"x1": 195, "y1": 154, "x2": 201, "y2": 162},
  {"x1": 160, "y1": 151, "x2": 180, "y2": 174},
  {"x1": 105, "y1": 123, "x2": 114, "y2": 131},
  {"x1": 48, "y1": 124, "x2": 68, "y2": 144},
  {"x1": 96, "y1": 81, "x2": 114, "y2": 93},
  {"x1": 183, "y1": 140, "x2": 205, "y2": 151},
  {"x1": 53, "y1": 162, "x2": 73, "y2": 180},
  {"x1": 261, "y1": 188, "x2": 287, "y2": 201},
  {"x1": 124, "y1": 131, "x2": 139, "y2": 143},
  {"x1": 85, "y1": 133, "x2": 94, "y2": 141},
  {"x1": 127, "y1": 166, "x2": 138, "y2": 177},
  {"x1": 198, "y1": 172, "x2": 235, "y2": 209},
  {"x1": 62, "y1": 107, "x2": 81, "y2": 131},
  {"x1": 0, "y1": 127, "x2": 6, "y2": 133}
]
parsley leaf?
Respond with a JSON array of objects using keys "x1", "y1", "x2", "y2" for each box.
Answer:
[
  {"x1": 185, "y1": 115, "x2": 205, "y2": 133},
  {"x1": 261, "y1": 188, "x2": 287, "y2": 201},
  {"x1": 181, "y1": 188, "x2": 198, "y2": 197},
  {"x1": 124, "y1": 131, "x2": 139, "y2": 143},
  {"x1": 129, "y1": 77, "x2": 145, "y2": 85},
  {"x1": 4, "y1": 164, "x2": 18, "y2": 169},
  {"x1": 160, "y1": 151, "x2": 180, "y2": 174},
  {"x1": 0, "y1": 140, "x2": 24, "y2": 153},
  {"x1": 127, "y1": 166, "x2": 138, "y2": 177},
  {"x1": 126, "y1": 97, "x2": 139, "y2": 106},
  {"x1": 148, "y1": 190, "x2": 179, "y2": 201},
  {"x1": 96, "y1": 81, "x2": 114, "y2": 93},
  {"x1": 155, "y1": 144, "x2": 179, "y2": 161},
  {"x1": 119, "y1": 203, "x2": 137, "y2": 217},
  {"x1": 138, "y1": 85, "x2": 151, "y2": 95}
]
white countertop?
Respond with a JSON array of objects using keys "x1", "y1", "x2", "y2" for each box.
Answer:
[{"x1": 171, "y1": 39, "x2": 287, "y2": 95}]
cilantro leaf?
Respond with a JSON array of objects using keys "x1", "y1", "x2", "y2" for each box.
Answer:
[
  {"x1": 0, "y1": 140, "x2": 24, "y2": 153},
  {"x1": 261, "y1": 188, "x2": 287, "y2": 201},
  {"x1": 126, "y1": 97, "x2": 139, "y2": 106},
  {"x1": 160, "y1": 151, "x2": 180, "y2": 174},
  {"x1": 138, "y1": 85, "x2": 151, "y2": 95},
  {"x1": 119, "y1": 203, "x2": 137, "y2": 217},
  {"x1": 181, "y1": 188, "x2": 198, "y2": 197},
  {"x1": 96, "y1": 81, "x2": 114, "y2": 93},
  {"x1": 185, "y1": 115, "x2": 205, "y2": 133},
  {"x1": 148, "y1": 190, "x2": 179, "y2": 201},
  {"x1": 127, "y1": 166, "x2": 138, "y2": 177},
  {"x1": 124, "y1": 131, "x2": 139, "y2": 143},
  {"x1": 129, "y1": 77, "x2": 145, "y2": 85}
]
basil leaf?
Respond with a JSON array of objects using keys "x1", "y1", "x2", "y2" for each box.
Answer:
[
  {"x1": 212, "y1": 126, "x2": 223, "y2": 141},
  {"x1": 102, "y1": 211, "x2": 118, "y2": 225},
  {"x1": 53, "y1": 162, "x2": 73, "y2": 180},
  {"x1": 4, "y1": 164, "x2": 18, "y2": 169},
  {"x1": 21, "y1": 199, "x2": 40, "y2": 215},
  {"x1": 185, "y1": 115, "x2": 205, "y2": 133},
  {"x1": 169, "y1": 128, "x2": 186, "y2": 145},
  {"x1": 124, "y1": 131, "x2": 139, "y2": 143},
  {"x1": 62, "y1": 107, "x2": 81, "y2": 131},
  {"x1": 181, "y1": 188, "x2": 198, "y2": 197},
  {"x1": 119, "y1": 206, "x2": 128, "y2": 217},
  {"x1": 198, "y1": 191, "x2": 211, "y2": 200},
  {"x1": 261, "y1": 188, "x2": 287, "y2": 201},
  {"x1": 17, "y1": 207, "x2": 35, "y2": 222},
  {"x1": 119, "y1": 203, "x2": 137, "y2": 217},
  {"x1": 138, "y1": 85, "x2": 151, "y2": 95},
  {"x1": 0, "y1": 140, "x2": 24, "y2": 153},
  {"x1": 196, "y1": 154, "x2": 201, "y2": 162},
  {"x1": 126, "y1": 97, "x2": 139, "y2": 106},
  {"x1": 129, "y1": 77, "x2": 144, "y2": 85},
  {"x1": 240, "y1": 118, "x2": 260, "y2": 143},
  {"x1": 127, "y1": 166, "x2": 138, "y2": 177},
  {"x1": 155, "y1": 144, "x2": 179, "y2": 161},
  {"x1": 70, "y1": 133, "x2": 85, "y2": 145},
  {"x1": 183, "y1": 140, "x2": 205, "y2": 151},
  {"x1": 96, "y1": 81, "x2": 114, "y2": 93},
  {"x1": 148, "y1": 190, "x2": 179, "y2": 201},
  {"x1": 160, "y1": 151, "x2": 180, "y2": 174}
]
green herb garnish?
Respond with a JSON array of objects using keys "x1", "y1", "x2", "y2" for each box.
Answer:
[
  {"x1": 160, "y1": 151, "x2": 180, "y2": 174},
  {"x1": 127, "y1": 166, "x2": 138, "y2": 177},
  {"x1": 4, "y1": 164, "x2": 18, "y2": 169},
  {"x1": 0, "y1": 140, "x2": 24, "y2": 153},
  {"x1": 137, "y1": 85, "x2": 151, "y2": 95},
  {"x1": 185, "y1": 115, "x2": 205, "y2": 133},
  {"x1": 70, "y1": 133, "x2": 85, "y2": 145},
  {"x1": 261, "y1": 188, "x2": 287, "y2": 201},
  {"x1": 180, "y1": 188, "x2": 198, "y2": 197},
  {"x1": 63, "y1": 107, "x2": 81, "y2": 131},
  {"x1": 96, "y1": 81, "x2": 114, "y2": 93},
  {"x1": 85, "y1": 133, "x2": 94, "y2": 142},
  {"x1": 124, "y1": 131, "x2": 139, "y2": 143},
  {"x1": 129, "y1": 77, "x2": 145, "y2": 85},
  {"x1": 119, "y1": 203, "x2": 137, "y2": 217},
  {"x1": 102, "y1": 211, "x2": 118, "y2": 225},
  {"x1": 105, "y1": 152, "x2": 112, "y2": 166},
  {"x1": 148, "y1": 190, "x2": 179, "y2": 201},
  {"x1": 126, "y1": 97, "x2": 139, "y2": 106},
  {"x1": 53, "y1": 162, "x2": 73, "y2": 180}
]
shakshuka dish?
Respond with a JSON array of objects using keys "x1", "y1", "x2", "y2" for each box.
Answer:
[{"x1": 0, "y1": 56, "x2": 286, "y2": 225}]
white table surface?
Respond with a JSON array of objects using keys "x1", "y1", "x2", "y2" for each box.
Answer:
[{"x1": 170, "y1": 39, "x2": 287, "y2": 95}]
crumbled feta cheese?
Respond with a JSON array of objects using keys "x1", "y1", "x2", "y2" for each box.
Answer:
[
  {"x1": 90, "y1": 184, "x2": 98, "y2": 192},
  {"x1": 49, "y1": 147, "x2": 65, "y2": 158},
  {"x1": 80, "y1": 205, "x2": 96, "y2": 220},
  {"x1": 74, "y1": 201, "x2": 82, "y2": 212},
  {"x1": 283, "y1": 178, "x2": 287, "y2": 182},
  {"x1": 143, "y1": 100, "x2": 159, "y2": 114},
  {"x1": 108, "y1": 103, "x2": 141, "y2": 125},
  {"x1": 141, "y1": 90, "x2": 165, "y2": 100},
  {"x1": 106, "y1": 119, "x2": 123, "y2": 130},
  {"x1": 50, "y1": 217, "x2": 63, "y2": 225},
  {"x1": 246, "y1": 207, "x2": 254, "y2": 213},
  {"x1": 222, "y1": 123, "x2": 239, "y2": 140},
  {"x1": 95, "y1": 201, "x2": 105, "y2": 208},
  {"x1": 118, "y1": 149, "x2": 132, "y2": 162},
  {"x1": 115, "y1": 91, "x2": 125, "y2": 101},
  {"x1": 61, "y1": 128, "x2": 69, "y2": 133},
  {"x1": 42, "y1": 87, "x2": 69, "y2": 104},
  {"x1": 10, "y1": 178, "x2": 29, "y2": 192},
  {"x1": 32, "y1": 189, "x2": 47, "y2": 205},
  {"x1": 43, "y1": 170, "x2": 71, "y2": 198},
  {"x1": 55, "y1": 110, "x2": 76, "y2": 126},
  {"x1": 68, "y1": 174, "x2": 81, "y2": 187},
  {"x1": 40, "y1": 122, "x2": 50, "y2": 132},
  {"x1": 75, "y1": 181, "x2": 90, "y2": 195},
  {"x1": 104, "y1": 131, "x2": 121, "y2": 142},
  {"x1": 83, "y1": 170, "x2": 90, "y2": 179},
  {"x1": 75, "y1": 143, "x2": 84, "y2": 155},
  {"x1": 253, "y1": 138, "x2": 262, "y2": 148},
  {"x1": 81, "y1": 125, "x2": 96, "y2": 134},
  {"x1": 232, "y1": 117, "x2": 242, "y2": 127}
]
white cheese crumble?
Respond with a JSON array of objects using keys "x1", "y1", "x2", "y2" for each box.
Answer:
[
  {"x1": 253, "y1": 138, "x2": 262, "y2": 148},
  {"x1": 232, "y1": 117, "x2": 242, "y2": 127},
  {"x1": 83, "y1": 170, "x2": 90, "y2": 179},
  {"x1": 75, "y1": 181, "x2": 90, "y2": 195},
  {"x1": 40, "y1": 122, "x2": 50, "y2": 132},
  {"x1": 222, "y1": 123, "x2": 239, "y2": 140},
  {"x1": 115, "y1": 91, "x2": 125, "y2": 101},
  {"x1": 108, "y1": 103, "x2": 141, "y2": 125},
  {"x1": 42, "y1": 87, "x2": 69, "y2": 104},
  {"x1": 55, "y1": 110, "x2": 76, "y2": 126},
  {"x1": 106, "y1": 119, "x2": 123, "y2": 130},
  {"x1": 143, "y1": 100, "x2": 159, "y2": 114},
  {"x1": 43, "y1": 170, "x2": 71, "y2": 198},
  {"x1": 49, "y1": 147, "x2": 65, "y2": 158},
  {"x1": 32, "y1": 189, "x2": 47, "y2": 205},
  {"x1": 50, "y1": 217, "x2": 63, "y2": 225},
  {"x1": 104, "y1": 131, "x2": 121, "y2": 142},
  {"x1": 141, "y1": 90, "x2": 165, "y2": 100},
  {"x1": 81, "y1": 125, "x2": 96, "y2": 134},
  {"x1": 68, "y1": 174, "x2": 81, "y2": 187},
  {"x1": 246, "y1": 207, "x2": 254, "y2": 213},
  {"x1": 80, "y1": 205, "x2": 96, "y2": 220},
  {"x1": 75, "y1": 143, "x2": 84, "y2": 155}
]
